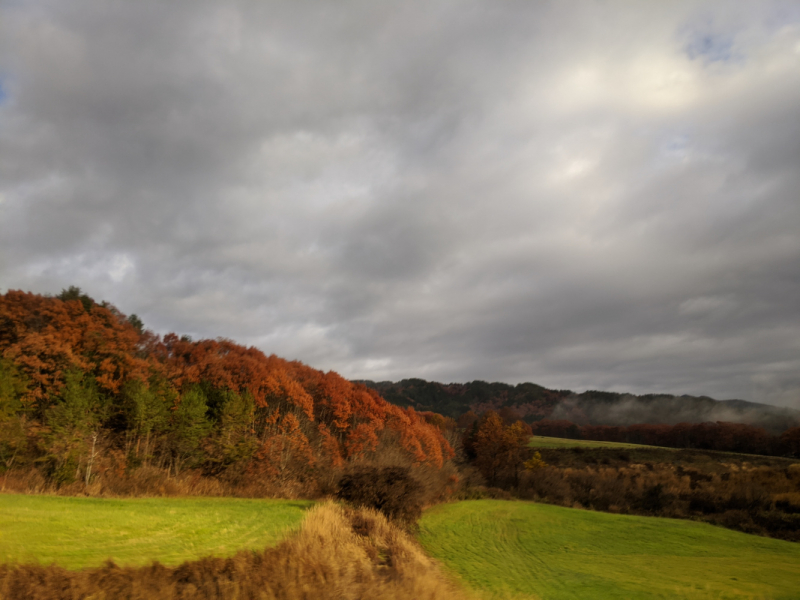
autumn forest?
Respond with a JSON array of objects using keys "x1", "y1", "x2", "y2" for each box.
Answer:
[{"x1": 0, "y1": 288, "x2": 454, "y2": 498}]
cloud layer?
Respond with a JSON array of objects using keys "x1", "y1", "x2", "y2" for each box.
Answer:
[{"x1": 2, "y1": 0, "x2": 799, "y2": 407}]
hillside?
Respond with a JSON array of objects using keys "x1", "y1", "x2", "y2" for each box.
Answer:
[
  {"x1": 420, "y1": 500, "x2": 800, "y2": 599},
  {"x1": 359, "y1": 378, "x2": 800, "y2": 433},
  {"x1": 0, "y1": 289, "x2": 453, "y2": 496}
]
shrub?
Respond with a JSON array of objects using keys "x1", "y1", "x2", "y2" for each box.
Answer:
[
  {"x1": 775, "y1": 499, "x2": 800, "y2": 514},
  {"x1": 689, "y1": 492, "x2": 719, "y2": 514},
  {"x1": 454, "y1": 486, "x2": 512, "y2": 501},
  {"x1": 337, "y1": 466, "x2": 424, "y2": 523}
]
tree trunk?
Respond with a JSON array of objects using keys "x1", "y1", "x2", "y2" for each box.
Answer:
[
  {"x1": 1, "y1": 450, "x2": 17, "y2": 492},
  {"x1": 85, "y1": 432, "x2": 98, "y2": 486},
  {"x1": 143, "y1": 431, "x2": 151, "y2": 467}
]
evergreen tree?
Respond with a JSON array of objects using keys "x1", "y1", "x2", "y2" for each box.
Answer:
[
  {"x1": 57, "y1": 286, "x2": 94, "y2": 312},
  {"x1": 42, "y1": 370, "x2": 105, "y2": 484},
  {"x1": 169, "y1": 386, "x2": 211, "y2": 474},
  {"x1": 0, "y1": 359, "x2": 29, "y2": 483},
  {"x1": 121, "y1": 378, "x2": 170, "y2": 466}
]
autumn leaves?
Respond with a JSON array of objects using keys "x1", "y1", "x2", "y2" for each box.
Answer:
[{"x1": 0, "y1": 290, "x2": 454, "y2": 488}]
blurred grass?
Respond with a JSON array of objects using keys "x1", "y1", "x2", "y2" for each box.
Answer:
[
  {"x1": 529, "y1": 435, "x2": 660, "y2": 450},
  {"x1": 419, "y1": 499, "x2": 800, "y2": 600},
  {"x1": 0, "y1": 494, "x2": 312, "y2": 569}
]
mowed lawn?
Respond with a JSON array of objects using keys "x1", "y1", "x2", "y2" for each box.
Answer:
[
  {"x1": 419, "y1": 500, "x2": 800, "y2": 600},
  {"x1": 529, "y1": 435, "x2": 658, "y2": 450},
  {"x1": 0, "y1": 494, "x2": 312, "y2": 569}
]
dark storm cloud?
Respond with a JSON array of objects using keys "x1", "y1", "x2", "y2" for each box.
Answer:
[{"x1": 1, "y1": 1, "x2": 799, "y2": 408}]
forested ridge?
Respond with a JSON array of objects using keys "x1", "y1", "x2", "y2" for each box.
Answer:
[
  {"x1": 0, "y1": 289, "x2": 453, "y2": 495},
  {"x1": 360, "y1": 378, "x2": 800, "y2": 433}
]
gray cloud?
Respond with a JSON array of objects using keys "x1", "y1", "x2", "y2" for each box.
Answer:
[{"x1": 1, "y1": 0, "x2": 799, "y2": 409}]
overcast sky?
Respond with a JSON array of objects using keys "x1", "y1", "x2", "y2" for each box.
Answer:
[{"x1": 1, "y1": 1, "x2": 799, "y2": 408}]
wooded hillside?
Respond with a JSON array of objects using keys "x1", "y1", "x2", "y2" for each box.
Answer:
[
  {"x1": 0, "y1": 289, "x2": 453, "y2": 495},
  {"x1": 361, "y1": 378, "x2": 800, "y2": 433}
]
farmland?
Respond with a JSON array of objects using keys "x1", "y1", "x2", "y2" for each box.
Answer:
[
  {"x1": 0, "y1": 494, "x2": 312, "y2": 569},
  {"x1": 419, "y1": 499, "x2": 800, "y2": 600}
]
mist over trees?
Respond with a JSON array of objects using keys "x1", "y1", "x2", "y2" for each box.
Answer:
[{"x1": 361, "y1": 379, "x2": 800, "y2": 434}]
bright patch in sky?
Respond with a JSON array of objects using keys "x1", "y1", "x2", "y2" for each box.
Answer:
[{"x1": 108, "y1": 254, "x2": 134, "y2": 283}]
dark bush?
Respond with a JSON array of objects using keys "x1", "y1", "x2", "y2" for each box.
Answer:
[
  {"x1": 715, "y1": 510, "x2": 758, "y2": 534},
  {"x1": 337, "y1": 466, "x2": 423, "y2": 523},
  {"x1": 686, "y1": 470, "x2": 713, "y2": 490},
  {"x1": 455, "y1": 486, "x2": 512, "y2": 501},
  {"x1": 775, "y1": 499, "x2": 800, "y2": 514},
  {"x1": 636, "y1": 484, "x2": 668, "y2": 513},
  {"x1": 725, "y1": 494, "x2": 769, "y2": 514},
  {"x1": 591, "y1": 494, "x2": 612, "y2": 511},
  {"x1": 689, "y1": 492, "x2": 719, "y2": 514}
]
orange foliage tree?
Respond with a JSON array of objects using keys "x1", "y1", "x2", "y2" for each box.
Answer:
[
  {"x1": 0, "y1": 290, "x2": 148, "y2": 412},
  {"x1": 469, "y1": 411, "x2": 532, "y2": 486}
]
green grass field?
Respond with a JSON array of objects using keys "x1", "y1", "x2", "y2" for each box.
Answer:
[
  {"x1": 529, "y1": 435, "x2": 657, "y2": 450},
  {"x1": 0, "y1": 494, "x2": 312, "y2": 569},
  {"x1": 419, "y1": 500, "x2": 800, "y2": 600}
]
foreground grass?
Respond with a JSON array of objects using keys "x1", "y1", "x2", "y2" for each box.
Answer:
[
  {"x1": 0, "y1": 502, "x2": 465, "y2": 600},
  {"x1": 419, "y1": 500, "x2": 800, "y2": 600},
  {"x1": 529, "y1": 435, "x2": 659, "y2": 450},
  {"x1": 0, "y1": 494, "x2": 312, "y2": 569}
]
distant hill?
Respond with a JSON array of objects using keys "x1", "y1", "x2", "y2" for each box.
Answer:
[{"x1": 356, "y1": 378, "x2": 800, "y2": 433}]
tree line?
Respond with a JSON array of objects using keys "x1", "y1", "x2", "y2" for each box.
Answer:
[{"x1": 527, "y1": 418, "x2": 800, "y2": 457}]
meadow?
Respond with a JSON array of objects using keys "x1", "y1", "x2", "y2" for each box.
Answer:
[
  {"x1": 529, "y1": 435, "x2": 657, "y2": 450},
  {"x1": 0, "y1": 494, "x2": 312, "y2": 569},
  {"x1": 3, "y1": 493, "x2": 800, "y2": 599},
  {"x1": 0, "y1": 500, "x2": 464, "y2": 600},
  {"x1": 419, "y1": 499, "x2": 800, "y2": 600}
]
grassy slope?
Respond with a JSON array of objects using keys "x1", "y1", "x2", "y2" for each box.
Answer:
[
  {"x1": 529, "y1": 435, "x2": 659, "y2": 450},
  {"x1": 0, "y1": 503, "x2": 467, "y2": 600},
  {"x1": 419, "y1": 500, "x2": 800, "y2": 600},
  {"x1": 0, "y1": 494, "x2": 312, "y2": 569}
]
